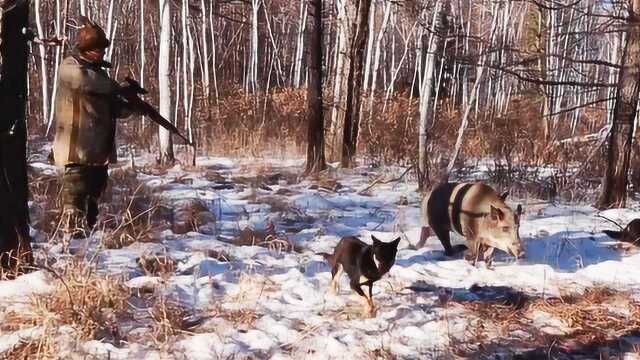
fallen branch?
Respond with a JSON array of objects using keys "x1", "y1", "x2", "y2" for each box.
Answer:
[
  {"x1": 595, "y1": 213, "x2": 624, "y2": 230},
  {"x1": 357, "y1": 166, "x2": 414, "y2": 195}
]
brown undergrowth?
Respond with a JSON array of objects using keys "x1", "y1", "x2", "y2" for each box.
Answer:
[
  {"x1": 0, "y1": 259, "x2": 201, "y2": 357},
  {"x1": 99, "y1": 169, "x2": 171, "y2": 249},
  {"x1": 453, "y1": 286, "x2": 640, "y2": 357},
  {"x1": 0, "y1": 260, "x2": 131, "y2": 358}
]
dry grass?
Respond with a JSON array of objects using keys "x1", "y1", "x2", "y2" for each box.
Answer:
[
  {"x1": 171, "y1": 198, "x2": 216, "y2": 235},
  {"x1": 99, "y1": 169, "x2": 171, "y2": 249},
  {"x1": 28, "y1": 172, "x2": 63, "y2": 237},
  {"x1": 367, "y1": 347, "x2": 398, "y2": 360},
  {"x1": 0, "y1": 261, "x2": 133, "y2": 358},
  {"x1": 454, "y1": 286, "x2": 640, "y2": 357},
  {"x1": 531, "y1": 288, "x2": 640, "y2": 345},
  {"x1": 2, "y1": 337, "x2": 57, "y2": 360},
  {"x1": 0, "y1": 259, "x2": 204, "y2": 357},
  {"x1": 38, "y1": 261, "x2": 131, "y2": 340},
  {"x1": 149, "y1": 297, "x2": 194, "y2": 344},
  {"x1": 210, "y1": 305, "x2": 259, "y2": 329},
  {"x1": 205, "y1": 249, "x2": 234, "y2": 262},
  {"x1": 234, "y1": 226, "x2": 303, "y2": 254},
  {"x1": 137, "y1": 254, "x2": 177, "y2": 276}
]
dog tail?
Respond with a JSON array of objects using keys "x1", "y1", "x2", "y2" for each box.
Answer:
[{"x1": 318, "y1": 252, "x2": 335, "y2": 267}]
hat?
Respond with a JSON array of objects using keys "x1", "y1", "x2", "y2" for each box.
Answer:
[{"x1": 76, "y1": 16, "x2": 110, "y2": 51}]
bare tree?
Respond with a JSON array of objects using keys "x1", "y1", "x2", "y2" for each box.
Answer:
[
  {"x1": 305, "y1": 0, "x2": 326, "y2": 174},
  {"x1": 417, "y1": 0, "x2": 446, "y2": 187},
  {"x1": 158, "y1": 0, "x2": 174, "y2": 165},
  {"x1": 0, "y1": 0, "x2": 32, "y2": 270},
  {"x1": 328, "y1": 0, "x2": 351, "y2": 162},
  {"x1": 341, "y1": 0, "x2": 372, "y2": 168},
  {"x1": 293, "y1": 0, "x2": 308, "y2": 88},
  {"x1": 597, "y1": 0, "x2": 640, "y2": 209},
  {"x1": 34, "y1": 0, "x2": 48, "y2": 125}
]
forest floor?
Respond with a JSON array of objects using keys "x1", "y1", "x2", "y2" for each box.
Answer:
[{"x1": 1, "y1": 149, "x2": 640, "y2": 359}]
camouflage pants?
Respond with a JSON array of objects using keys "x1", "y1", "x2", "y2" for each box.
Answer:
[{"x1": 61, "y1": 165, "x2": 108, "y2": 231}]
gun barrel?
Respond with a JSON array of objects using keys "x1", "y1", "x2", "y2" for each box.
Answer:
[{"x1": 116, "y1": 83, "x2": 192, "y2": 146}]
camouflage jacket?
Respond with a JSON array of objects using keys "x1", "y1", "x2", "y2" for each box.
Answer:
[{"x1": 53, "y1": 55, "x2": 134, "y2": 167}]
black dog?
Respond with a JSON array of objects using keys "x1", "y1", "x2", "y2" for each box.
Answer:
[{"x1": 320, "y1": 235, "x2": 400, "y2": 317}]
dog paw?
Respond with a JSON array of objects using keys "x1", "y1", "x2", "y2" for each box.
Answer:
[{"x1": 363, "y1": 305, "x2": 377, "y2": 318}]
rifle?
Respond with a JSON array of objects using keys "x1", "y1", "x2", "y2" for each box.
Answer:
[{"x1": 117, "y1": 77, "x2": 193, "y2": 146}]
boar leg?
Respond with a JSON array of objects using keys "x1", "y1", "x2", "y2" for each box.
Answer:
[
  {"x1": 483, "y1": 246, "x2": 495, "y2": 269},
  {"x1": 432, "y1": 226, "x2": 454, "y2": 256},
  {"x1": 416, "y1": 227, "x2": 432, "y2": 248},
  {"x1": 465, "y1": 240, "x2": 482, "y2": 266}
]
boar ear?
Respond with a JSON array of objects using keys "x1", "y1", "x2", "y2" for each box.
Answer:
[
  {"x1": 500, "y1": 191, "x2": 509, "y2": 201},
  {"x1": 490, "y1": 205, "x2": 504, "y2": 221},
  {"x1": 79, "y1": 15, "x2": 94, "y2": 27}
]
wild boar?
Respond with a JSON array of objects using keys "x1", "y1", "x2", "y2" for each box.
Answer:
[
  {"x1": 603, "y1": 219, "x2": 640, "y2": 245},
  {"x1": 418, "y1": 182, "x2": 524, "y2": 264}
]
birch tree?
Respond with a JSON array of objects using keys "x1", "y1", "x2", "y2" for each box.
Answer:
[
  {"x1": 158, "y1": 0, "x2": 174, "y2": 165},
  {"x1": 328, "y1": 0, "x2": 351, "y2": 162},
  {"x1": 417, "y1": 0, "x2": 446, "y2": 187},
  {"x1": 293, "y1": 0, "x2": 308, "y2": 88},
  {"x1": 34, "y1": 0, "x2": 48, "y2": 125}
]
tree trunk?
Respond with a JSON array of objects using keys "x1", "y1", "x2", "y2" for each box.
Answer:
[
  {"x1": 250, "y1": 0, "x2": 260, "y2": 92},
  {"x1": 34, "y1": 0, "x2": 49, "y2": 125},
  {"x1": 596, "y1": 0, "x2": 640, "y2": 209},
  {"x1": 305, "y1": 0, "x2": 326, "y2": 174},
  {"x1": 0, "y1": 1, "x2": 33, "y2": 270},
  {"x1": 328, "y1": 0, "x2": 350, "y2": 162},
  {"x1": 158, "y1": 0, "x2": 174, "y2": 165},
  {"x1": 341, "y1": 0, "x2": 372, "y2": 168},
  {"x1": 418, "y1": 0, "x2": 445, "y2": 188},
  {"x1": 45, "y1": 0, "x2": 64, "y2": 136},
  {"x1": 293, "y1": 0, "x2": 308, "y2": 88}
]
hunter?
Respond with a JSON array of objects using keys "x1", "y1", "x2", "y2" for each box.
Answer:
[{"x1": 52, "y1": 17, "x2": 138, "y2": 236}]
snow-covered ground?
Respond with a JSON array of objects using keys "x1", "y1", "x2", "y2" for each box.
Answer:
[{"x1": 2, "y1": 155, "x2": 640, "y2": 359}]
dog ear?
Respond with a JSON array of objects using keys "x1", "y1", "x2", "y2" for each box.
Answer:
[
  {"x1": 603, "y1": 230, "x2": 623, "y2": 239},
  {"x1": 391, "y1": 237, "x2": 401, "y2": 247},
  {"x1": 371, "y1": 235, "x2": 381, "y2": 245}
]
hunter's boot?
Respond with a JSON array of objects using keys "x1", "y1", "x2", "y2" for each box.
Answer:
[
  {"x1": 87, "y1": 196, "x2": 99, "y2": 230},
  {"x1": 60, "y1": 206, "x2": 88, "y2": 242}
]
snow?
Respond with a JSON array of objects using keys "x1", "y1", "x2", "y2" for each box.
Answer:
[{"x1": 2, "y1": 155, "x2": 640, "y2": 358}]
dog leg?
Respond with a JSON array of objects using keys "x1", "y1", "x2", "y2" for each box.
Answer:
[
  {"x1": 365, "y1": 284, "x2": 377, "y2": 317},
  {"x1": 349, "y1": 279, "x2": 373, "y2": 317},
  {"x1": 360, "y1": 296, "x2": 375, "y2": 317},
  {"x1": 329, "y1": 264, "x2": 343, "y2": 294}
]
